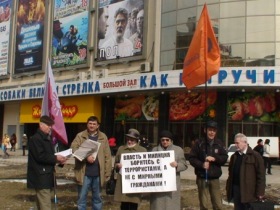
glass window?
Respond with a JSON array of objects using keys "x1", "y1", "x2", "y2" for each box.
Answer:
[
  {"x1": 177, "y1": 0, "x2": 196, "y2": 9},
  {"x1": 247, "y1": 0, "x2": 274, "y2": 16},
  {"x1": 276, "y1": 43, "x2": 280, "y2": 61},
  {"x1": 276, "y1": 16, "x2": 280, "y2": 41},
  {"x1": 161, "y1": 26, "x2": 176, "y2": 51},
  {"x1": 197, "y1": 4, "x2": 219, "y2": 19},
  {"x1": 160, "y1": 50, "x2": 176, "y2": 68},
  {"x1": 162, "y1": 11, "x2": 176, "y2": 27},
  {"x1": 220, "y1": 2, "x2": 245, "y2": 18},
  {"x1": 162, "y1": 0, "x2": 176, "y2": 13},
  {"x1": 197, "y1": 0, "x2": 219, "y2": 6},
  {"x1": 276, "y1": 58, "x2": 280, "y2": 66},
  {"x1": 243, "y1": 123, "x2": 258, "y2": 136},
  {"x1": 276, "y1": 0, "x2": 280, "y2": 15},
  {"x1": 176, "y1": 24, "x2": 194, "y2": 48},
  {"x1": 177, "y1": 8, "x2": 196, "y2": 25},
  {"x1": 246, "y1": 16, "x2": 274, "y2": 42},
  {"x1": 246, "y1": 43, "x2": 274, "y2": 61},
  {"x1": 219, "y1": 18, "x2": 245, "y2": 43}
]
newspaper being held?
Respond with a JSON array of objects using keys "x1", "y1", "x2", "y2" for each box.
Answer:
[
  {"x1": 72, "y1": 139, "x2": 101, "y2": 161},
  {"x1": 55, "y1": 148, "x2": 72, "y2": 157}
]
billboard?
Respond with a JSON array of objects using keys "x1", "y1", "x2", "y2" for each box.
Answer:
[
  {"x1": 52, "y1": 0, "x2": 88, "y2": 68},
  {"x1": 0, "y1": 0, "x2": 12, "y2": 76},
  {"x1": 228, "y1": 92, "x2": 280, "y2": 122},
  {"x1": 15, "y1": 0, "x2": 46, "y2": 74},
  {"x1": 96, "y1": 0, "x2": 144, "y2": 62}
]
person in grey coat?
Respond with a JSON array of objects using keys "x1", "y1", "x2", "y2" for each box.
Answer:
[{"x1": 150, "y1": 130, "x2": 188, "y2": 210}]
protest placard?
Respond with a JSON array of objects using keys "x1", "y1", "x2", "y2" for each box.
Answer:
[{"x1": 120, "y1": 151, "x2": 176, "y2": 193}]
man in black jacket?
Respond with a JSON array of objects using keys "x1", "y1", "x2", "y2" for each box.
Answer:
[
  {"x1": 27, "y1": 115, "x2": 67, "y2": 210},
  {"x1": 189, "y1": 121, "x2": 228, "y2": 210}
]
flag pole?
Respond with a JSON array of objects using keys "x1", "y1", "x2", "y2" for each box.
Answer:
[{"x1": 204, "y1": 4, "x2": 209, "y2": 184}]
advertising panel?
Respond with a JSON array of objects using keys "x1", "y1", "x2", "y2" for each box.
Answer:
[
  {"x1": 96, "y1": 0, "x2": 144, "y2": 61},
  {"x1": 169, "y1": 91, "x2": 217, "y2": 121},
  {"x1": 15, "y1": 0, "x2": 46, "y2": 73},
  {"x1": 52, "y1": 0, "x2": 88, "y2": 68},
  {"x1": 115, "y1": 95, "x2": 159, "y2": 121},
  {"x1": 0, "y1": 0, "x2": 12, "y2": 76},
  {"x1": 20, "y1": 95, "x2": 102, "y2": 123},
  {"x1": 228, "y1": 92, "x2": 280, "y2": 122}
]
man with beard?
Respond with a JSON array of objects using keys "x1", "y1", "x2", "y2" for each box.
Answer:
[{"x1": 101, "y1": 7, "x2": 133, "y2": 59}]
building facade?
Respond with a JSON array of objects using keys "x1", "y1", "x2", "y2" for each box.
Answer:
[{"x1": 0, "y1": 0, "x2": 279, "y2": 152}]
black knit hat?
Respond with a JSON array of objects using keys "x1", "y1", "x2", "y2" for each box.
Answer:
[
  {"x1": 40, "y1": 115, "x2": 55, "y2": 126},
  {"x1": 159, "y1": 130, "x2": 173, "y2": 140}
]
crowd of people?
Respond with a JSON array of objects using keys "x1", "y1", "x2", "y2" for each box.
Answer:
[{"x1": 1, "y1": 116, "x2": 274, "y2": 209}]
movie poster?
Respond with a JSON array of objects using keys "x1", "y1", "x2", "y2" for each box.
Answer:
[
  {"x1": 52, "y1": 0, "x2": 88, "y2": 68},
  {"x1": 0, "y1": 0, "x2": 11, "y2": 76},
  {"x1": 97, "y1": 0, "x2": 144, "y2": 61},
  {"x1": 15, "y1": 0, "x2": 45, "y2": 73}
]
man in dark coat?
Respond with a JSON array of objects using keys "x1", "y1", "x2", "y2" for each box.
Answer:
[
  {"x1": 27, "y1": 115, "x2": 67, "y2": 210},
  {"x1": 226, "y1": 133, "x2": 265, "y2": 210},
  {"x1": 189, "y1": 121, "x2": 228, "y2": 210}
]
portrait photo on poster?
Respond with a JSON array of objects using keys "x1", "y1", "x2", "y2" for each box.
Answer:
[{"x1": 96, "y1": 0, "x2": 145, "y2": 62}]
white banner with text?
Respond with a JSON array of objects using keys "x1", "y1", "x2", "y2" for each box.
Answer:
[{"x1": 120, "y1": 151, "x2": 176, "y2": 193}]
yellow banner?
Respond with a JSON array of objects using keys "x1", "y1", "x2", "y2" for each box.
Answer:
[{"x1": 20, "y1": 96, "x2": 101, "y2": 123}]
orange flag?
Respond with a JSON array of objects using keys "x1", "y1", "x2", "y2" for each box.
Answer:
[{"x1": 182, "y1": 4, "x2": 220, "y2": 89}]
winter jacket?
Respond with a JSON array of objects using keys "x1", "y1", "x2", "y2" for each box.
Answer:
[
  {"x1": 27, "y1": 129, "x2": 57, "y2": 189},
  {"x1": 226, "y1": 146, "x2": 265, "y2": 203},
  {"x1": 71, "y1": 129, "x2": 112, "y2": 187},
  {"x1": 253, "y1": 144, "x2": 264, "y2": 156},
  {"x1": 114, "y1": 144, "x2": 147, "y2": 204},
  {"x1": 150, "y1": 144, "x2": 188, "y2": 210},
  {"x1": 189, "y1": 138, "x2": 228, "y2": 179}
]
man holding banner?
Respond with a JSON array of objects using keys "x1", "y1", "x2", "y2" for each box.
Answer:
[
  {"x1": 150, "y1": 130, "x2": 188, "y2": 210},
  {"x1": 114, "y1": 128, "x2": 147, "y2": 210}
]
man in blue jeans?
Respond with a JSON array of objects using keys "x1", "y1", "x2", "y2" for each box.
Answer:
[{"x1": 71, "y1": 116, "x2": 112, "y2": 210}]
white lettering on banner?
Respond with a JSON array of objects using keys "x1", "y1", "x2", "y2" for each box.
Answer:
[
  {"x1": 0, "y1": 67, "x2": 279, "y2": 101},
  {"x1": 120, "y1": 151, "x2": 176, "y2": 193}
]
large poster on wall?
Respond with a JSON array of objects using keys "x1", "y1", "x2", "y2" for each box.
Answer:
[
  {"x1": 15, "y1": 0, "x2": 46, "y2": 73},
  {"x1": 169, "y1": 91, "x2": 217, "y2": 121},
  {"x1": 115, "y1": 95, "x2": 159, "y2": 121},
  {"x1": 52, "y1": 0, "x2": 88, "y2": 68},
  {"x1": 0, "y1": 0, "x2": 12, "y2": 76},
  {"x1": 228, "y1": 92, "x2": 280, "y2": 122},
  {"x1": 97, "y1": 0, "x2": 144, "y2": 61}
]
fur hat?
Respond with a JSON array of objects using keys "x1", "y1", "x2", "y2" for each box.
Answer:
[
  {"x1": 40, "y1": 115, "x2": 55, "y2": 126},
  {"x1": 125, "y1": 129, "x2": 140, "y2": 140}
]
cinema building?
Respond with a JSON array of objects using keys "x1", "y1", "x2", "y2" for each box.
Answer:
[{"x1": 0, "y1": 0, "x2": 279, "y2": 151}]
